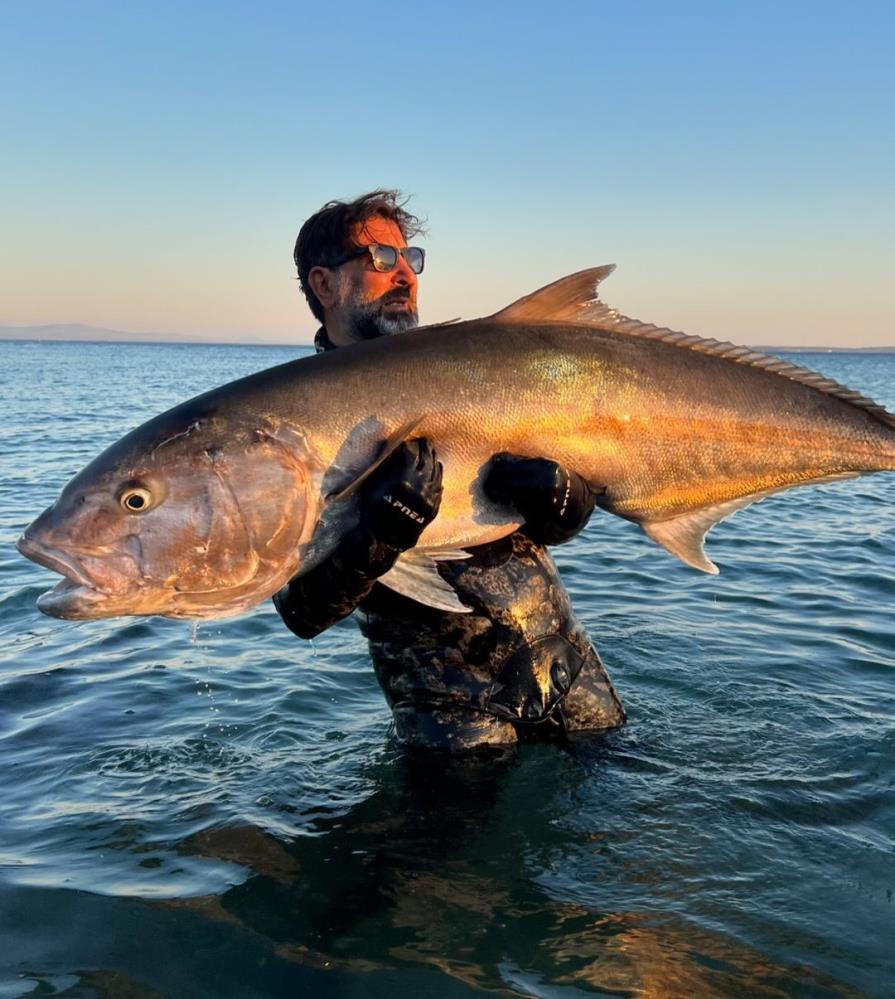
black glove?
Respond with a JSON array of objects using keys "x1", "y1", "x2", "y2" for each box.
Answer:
[
  {"x1": 361, "y1": 438, "x2": 443, "y2": 551},
  {"x1": 483, "y1": 453, "x2": 598, "y2": 546},
  {"x1": 273, "y1": 439, "x2": 442, "y2": 639}
]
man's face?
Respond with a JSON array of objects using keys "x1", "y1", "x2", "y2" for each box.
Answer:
[{"x1": 333, "y1": 216, "x2": 420, "y2": 341}]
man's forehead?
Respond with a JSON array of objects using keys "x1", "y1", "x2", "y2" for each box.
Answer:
[{"x1": 352, "y1": 216, "x2": 406, "y2": 248}]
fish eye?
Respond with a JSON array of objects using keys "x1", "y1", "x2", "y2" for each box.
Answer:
[{"x1": 119, "y1": 485, "x2": 153, "y2": 513}]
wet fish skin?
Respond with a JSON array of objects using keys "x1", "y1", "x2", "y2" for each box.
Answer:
[
  {"x1": 16, "y1": 268, "x2": 895, "y2": 620},
  {"x1": 19, "y1": 412, "x2": 316, "y2": 619}
]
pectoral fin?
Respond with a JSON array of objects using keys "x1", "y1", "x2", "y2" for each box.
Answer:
[
  {"x1": 325, "y1": 417, "x2": 424, "y2": 502},
  {"x1": 378, "y1": 549, "x2": 473, "y2": 613}
]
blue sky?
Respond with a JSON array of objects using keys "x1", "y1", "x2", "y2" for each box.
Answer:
[{"x1": 3, "y1": 1, "x2": 892, "y2": 345}]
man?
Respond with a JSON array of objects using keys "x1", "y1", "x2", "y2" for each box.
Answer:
[{"x1": 274, "y1": 191, "x2": 625, "y2": 750}]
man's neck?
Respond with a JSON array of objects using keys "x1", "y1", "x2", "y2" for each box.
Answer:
[
  {"x1": 320, "y1": 313, "x2": 364, "y2": 349},
  {"x1": 313, "y1": 326, "x2": 335, "y2": 353}
]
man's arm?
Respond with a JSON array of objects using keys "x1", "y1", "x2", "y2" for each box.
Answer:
[
  {"x1": 273, "y1": 439, "x2": 442, "y2": 639},
  {"x1": 483, "y1": 453, "x2": 599, "y2": 546}
]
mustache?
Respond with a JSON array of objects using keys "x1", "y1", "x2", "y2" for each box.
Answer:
[{"x1": 380, "y1": 288, "x2": 414, "y2": 305}]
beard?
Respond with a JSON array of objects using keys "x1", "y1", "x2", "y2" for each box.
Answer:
[{"x1": 338, "y1": 279, "x2": 419, "y2": 341}]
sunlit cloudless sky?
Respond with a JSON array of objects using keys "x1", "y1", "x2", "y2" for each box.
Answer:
[{"x1": 2, "y1": 1, "x2": 892, "y2": 345}]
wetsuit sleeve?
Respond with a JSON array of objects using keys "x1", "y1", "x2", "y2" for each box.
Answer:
[
  {"x1": 483, "y1": 453, "x2": 598, "y2": 546},
  {"x1": 273, "y1": 439, "x2": 442, "y2": 639}
]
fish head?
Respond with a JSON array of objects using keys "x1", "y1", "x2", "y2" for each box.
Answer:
[{"x1": 17, "y1": 415, "x2": 317, "y2": 620}]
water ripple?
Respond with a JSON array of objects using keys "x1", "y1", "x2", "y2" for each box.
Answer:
[{"x1": 1, "y1": 343, "x2": 893, "y2": 995}]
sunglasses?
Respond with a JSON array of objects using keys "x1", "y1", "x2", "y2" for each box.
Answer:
[{"x1": 333, "y1": 244, "x2": 425, "y2": 275}]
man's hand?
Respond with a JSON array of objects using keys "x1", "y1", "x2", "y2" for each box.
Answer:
[
  {"x1": 273, "y1": 438, "x2": 442, "y2": 639},
  {"x1": 483, "y1": 453, "x2": 598, "y2": 546},
  {"x1": 362, "y1": 438, "x2": 443, "y2": 551}
]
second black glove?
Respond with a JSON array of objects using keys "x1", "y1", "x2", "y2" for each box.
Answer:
[{"x1": 483, "y1": 452, "x2": 598, "y2": 546}]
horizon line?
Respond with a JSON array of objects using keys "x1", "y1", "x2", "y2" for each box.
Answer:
[{"x1": 4, "y1": 334, "x2": 895, "y2": 355}]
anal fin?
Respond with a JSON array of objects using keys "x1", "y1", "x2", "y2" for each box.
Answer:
[
  {"x1": 642, "y1": 473, "x2": 860, "y2": 574},
  {"x1": 642, "y1": 511, "x2": 724, "y2": 574}
]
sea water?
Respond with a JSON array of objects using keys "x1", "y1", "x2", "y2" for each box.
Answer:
[{"x1": 0, "y1": 340, "x2": 892, "y2": 997}]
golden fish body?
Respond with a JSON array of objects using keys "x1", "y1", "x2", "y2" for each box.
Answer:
[{"x1": 290, "y1": 310, "x2": 895, "y2": 574}]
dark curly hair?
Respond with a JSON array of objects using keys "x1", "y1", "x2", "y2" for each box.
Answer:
[{"x1": 293, "y1": 190, "x2": 425, "y2": 322}]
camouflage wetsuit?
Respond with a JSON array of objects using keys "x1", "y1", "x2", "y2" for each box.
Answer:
[{"x1": 274, "y1": 329, "x2": 625, "y2": 750}]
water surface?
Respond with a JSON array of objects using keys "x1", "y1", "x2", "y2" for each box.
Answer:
[{"x1": 1, "y1": 341, "x2": 893, "y2": 997}]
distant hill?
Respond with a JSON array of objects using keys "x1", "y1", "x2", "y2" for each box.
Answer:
[
  {"x1": 0, "y1": 323, "x2": 310, "y2": 347},
  {"x1": 1, "y1": 323, "x2": 891, "y2": 352}
]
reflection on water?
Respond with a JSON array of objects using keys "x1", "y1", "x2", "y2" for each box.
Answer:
[{"x1": 166, "y1": 749, "x2": 858, "y2": 998}]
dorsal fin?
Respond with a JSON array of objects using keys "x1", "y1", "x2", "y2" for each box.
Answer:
[
  {"x1": 495, "y1": 266, "x2": 895, "y2": 432},
  {"x1": 592, "y1": 304, "x2": 895, "y2": 432},
  {"x1": 490, "y1": 266, "x2": 616, "y2": 323}
]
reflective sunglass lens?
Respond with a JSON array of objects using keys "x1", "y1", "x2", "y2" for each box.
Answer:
[
  {"x1": 404, "y1": 247, "x2": 425, "y2": 274},
  {"x1": 369, "y1": 245, "x2": 398, "y2": 272},
  {"x1": 363, "y1": 244, "x2": 425, "y2": 274}
]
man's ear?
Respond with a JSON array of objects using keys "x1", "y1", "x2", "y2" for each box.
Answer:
[{"x1": 307, "y1": 266, "x2": 339, "y2": 310}]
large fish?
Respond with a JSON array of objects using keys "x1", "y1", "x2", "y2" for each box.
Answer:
[{"x1": 17, "y1": 266, "x2": 895, "y2": 620}]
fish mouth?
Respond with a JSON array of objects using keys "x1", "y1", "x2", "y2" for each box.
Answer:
[{"x1": 16, "y1": 534, "x2": 112, "y2": 619}]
